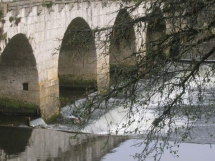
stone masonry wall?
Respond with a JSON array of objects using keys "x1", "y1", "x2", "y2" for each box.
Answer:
[{"x1": 0, "y1": 0, "x2": 146, "y2": 120}]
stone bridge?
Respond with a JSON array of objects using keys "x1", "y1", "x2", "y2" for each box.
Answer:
[{"x1": 0, "y1": 0, "x2": 166, "y2": 121}]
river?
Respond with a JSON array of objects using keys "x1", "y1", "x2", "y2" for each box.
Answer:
[
  {"x1": 0, "y1": 126, "x2": 128, "y2": 161},
  {"x1": 1, "y1": 64, "x2": 215, "y2": 160}
]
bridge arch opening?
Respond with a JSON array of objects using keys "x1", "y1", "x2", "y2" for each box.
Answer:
[
  {"x1": 146, "y1": 7, "x2": 166, "y2": 63},
  {"x1": 109, "y1": 9, "x2": 136, "y2": 78},
  {"x1": 0, "y1": 33, "x2": 40, "y2": 115},
  {"x1": 146, "y1": 6, "x2": 182, "y2": 64},
  {"x1": 59, "y1": 17, "x2": 97, "y2": 105}
]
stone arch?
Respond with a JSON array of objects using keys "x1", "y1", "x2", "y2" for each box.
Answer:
[
  {"x1": 58, "y1": 17, "x2": 97, "y2": 101},
  {"x1": 146, "y1": 7, "x2": 166, "y2": 61},
  {"x1": 0, "y1": 33, "x2": 40, "y2": 115},
  {"x1": 109, "y1": 9, "x2": 136, "y2": 71}
]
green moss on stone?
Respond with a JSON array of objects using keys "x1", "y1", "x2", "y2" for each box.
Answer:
[
  {"x1": 59, "y1": 75, "x2": 97, "y2": 89},
  {"x1": 44, "y1": 110, "x2": 60, "y2": 123},
  {"x1": 42, "y1": 1, "x2": 54, "y2": 8},
  {"x1": 9, "y1": 17, "x2": 14, "y2": 23},
  {"x1": 0, "y1": 98, "x2": 39, "y2": 116},
  {"x1": 110, "y1": 64, "x2": 135, "y2": 71}
]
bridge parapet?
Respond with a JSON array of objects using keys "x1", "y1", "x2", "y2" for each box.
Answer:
[
  {"x1": 0, "y1": 0, "x2": 41, "y2": 17},
  {"x1": 0, "y1": 0, "x2": 124, "y2": 18}
]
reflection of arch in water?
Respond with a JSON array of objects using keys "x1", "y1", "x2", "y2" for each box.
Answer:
[
  {"x1": 59, "y1": 17, "x2": 97, "y2": 90},
  {"x1": 0, "y1": 33, "x2": 40, "y2": 115},
  {"x1": 0, "y1": 126, "x2": 32, "y2": 155},
  {"x1": 0, "y1": 128, "x2": 127, "y2": 161},
  {"x1": 109, "y1": 9, "x2": 136, "y2": 70},
  {"x1": 66, "y1": 135, "x2": 127, "y2": 161}
]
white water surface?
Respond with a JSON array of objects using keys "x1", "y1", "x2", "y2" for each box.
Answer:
[
  {"x1": 30, "y1": 65, "x2": 215, "y2": 137},
  {"x1": 102, "y1": 139, "x2": 215, "y2": 161},
  {"x1": 93, "y1": 65, "x2": 215, "y2": 134}
]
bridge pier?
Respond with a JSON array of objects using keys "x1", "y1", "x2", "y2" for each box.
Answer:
[
  {"x1": 39, "y1": 79, "x2": 59, "y2": 121},
  {"x1": 95, "y1": 30, "x2": 110, "y2": 92}
]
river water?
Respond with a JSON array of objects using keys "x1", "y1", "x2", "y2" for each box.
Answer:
[
  {"x1": 1, "y1": 64, "x2": 215, "y2": 160},
  {"x1": 0, "y1": 126, "x2": 128, "y2": 161}
]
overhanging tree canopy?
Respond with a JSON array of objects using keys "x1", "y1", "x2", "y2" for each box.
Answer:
[{"x1": 65, "y1": 0, "x2": 215, "y2": 160}]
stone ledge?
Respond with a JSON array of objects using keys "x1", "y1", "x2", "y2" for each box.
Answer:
[
  {"x1": 0, "y1": 98, "x2": 40, "y2": 116},
  {"x1": 59, "y1": 74, "x2": 97, "y2": 89}
]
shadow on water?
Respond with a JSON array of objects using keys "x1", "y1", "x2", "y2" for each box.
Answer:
[
  {"x1": 0, "y1": 126, "x2": 128, "y2": 161},
  {"x1": 0, "y1": 115, "x2": 39, "y2": 126},
  {"x1": 0, "y1": 126, "x2": 32, "y2": 155}
]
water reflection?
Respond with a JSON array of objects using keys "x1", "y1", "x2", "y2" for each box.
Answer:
[
  {"x1": 0, "y1": 126, "x2": 127, "y2": 161},
  {"x1": 0, "y1": 126, "x2": 32, "y2": 155},
  {"x1": 102, "y1": 139, "x2": 215, "y2": 161}
]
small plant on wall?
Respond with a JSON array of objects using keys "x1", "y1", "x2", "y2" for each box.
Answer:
[
  {"x1": 1, "y1": 19, "x2": 5, "y2": 24},
  {"x1": 9, "y1": 16, "x2": 14, "y2": 23},
  {"x1": 15, "y1": 17, "x2": 21, "y2": 26},
  {"x1": 9, "y1": 17, "x2": 22, "y2": 26},
  {"x1": 0, "y1": 11, "x2": 6, "y2": 41},
  {"x1": 42, "y1": 1, "x2": 54, "y2": 8}
]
